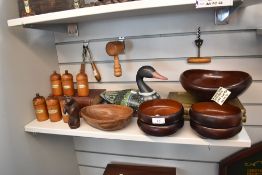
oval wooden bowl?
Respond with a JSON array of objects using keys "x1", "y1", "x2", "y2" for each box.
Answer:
[
  {"x1": 137, "y1": 119, "x2": 184, "y2": 137},
  {"x1": 180, "y1": 69, "x2": 252, "y2": 101},
  {"x1": 80, "y1": 104, "x2": 133, "y2": 131},
  {"x1": 190, "y1": 120, "x2": 242, "y2": 139},
  {"x1": 189, "y1": 102, "x2": 242, "y2": 129},
  {"x1": 138, "y1": 99, "x2": 184, "y2": 126}
]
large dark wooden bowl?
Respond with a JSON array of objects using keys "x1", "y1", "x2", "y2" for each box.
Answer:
[
  {"x1": 180, "y1": 69, "x2": 252, "y2": 101},
  {"x1": 189, "y1": 102, "x2": 242, "y2": 129},
  {"x1": 80, "y1": 104, "x2": 133, "y2": 131},
  {"x1": 190, "y1": 120, "x2": 242, "y2": 139},
  {"x1": 138, "y1": 99, "x2": 184, "y2": 126},
  {"x1": 137, "y1": 119, "x2": 184, "y2": 136}
]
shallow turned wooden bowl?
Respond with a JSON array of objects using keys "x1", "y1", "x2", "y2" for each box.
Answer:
[
  {"x1": 137, "y1": 119, "x2": 184, "y2": 137},
  {"x1": 180, "y1": 69, "x2": 252, "y2": 101},
  {"x1": 189, "y1": 102, "x2": 242, "y2": 129},
  {"x1": 190, "y1": 120, "x2": 242, "y2": 139},
  {"x1": 138, "y1": 99, "x2": 184, "y2": 126},
  {"x1": 80, "y1": 104, "x2": 133, "y2": 131}
]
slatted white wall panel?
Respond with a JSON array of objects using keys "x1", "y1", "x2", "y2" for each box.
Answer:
[{"x1": 54, "y1": 3, "x2": 262, "y2": 175}]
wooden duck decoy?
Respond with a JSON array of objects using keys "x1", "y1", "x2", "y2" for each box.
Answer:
[{"x1": 100, "y1": 66, "x2": 168, "y2": 111}]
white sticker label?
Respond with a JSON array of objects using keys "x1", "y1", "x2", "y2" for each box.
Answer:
[
  {"x1": 36, "y1": 109, "x2": 44, "y2": 114},
  {"x1": 78, "y1": 84, "x2": 86, "y2": 89},
  {"x1": 52, "y1": 84, "x2": 60, "y2": 88},
  {"x1": 152, "y1": 118, "x2": 166, "y2": 125},
  {"x1": 196, "y1": 0, "x2": 233, "y2": 8},
  {"x1": 63, "y1": 85, "x2": 71, "y2": 90},
  {"x1": 211, "y1": 87, "x2": 231, "y2": 105},
  {"x1": 48, "y1": 109, "x2": 58, "y2": 115}
]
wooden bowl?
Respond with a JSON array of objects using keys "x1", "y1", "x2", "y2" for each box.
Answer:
[
  {"x1": 137, "y1": 119, "x2": 184, "y2": 136},
  {"x1": 80, "y1": 104, "x2": 133, "y2": 131},
  {"x1": 180, "y1": 69, "x2": 252, "y2": 101},
  {"x1": 138, "y1": 99, "x2": 184, "y2": 126},
  {"x1": 190, "y1": 120, "x2": 242, "y2": 139},
  {"x1": 189, "y1": 102, "x2": 242, "y2": 129}
]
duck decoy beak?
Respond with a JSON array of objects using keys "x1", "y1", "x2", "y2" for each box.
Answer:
[{"x1": 152, "y1": 71, "x2": 168, "y2": 80}]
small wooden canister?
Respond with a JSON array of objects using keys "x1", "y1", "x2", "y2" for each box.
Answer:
[
  {"x1": 62, "y1": 70, "x2": 74, "y2": 96},
  {"x1": 33, "y1": 93, "x2": 49, "y2": 121},
  {"x1": 50, "y1": 71, "x2": 63, "y2": 96},
  {"x1": 46, "y1": 96, "x2": 62, "y2": 122},
  {"x1": 59, "y1": 96, "x2": 70, "y2": 123},
  {"x1": 76, "y1": 64, "x2": 89, "y2": 97}
]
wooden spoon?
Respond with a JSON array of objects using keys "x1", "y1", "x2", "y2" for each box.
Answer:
[{"x1": 106, "y1": 41, "x2": 125, "y2": 77}]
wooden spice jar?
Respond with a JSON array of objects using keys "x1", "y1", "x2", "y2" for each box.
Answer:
[
  {"x1": 33, "y1": 93, "x2": 49, "y2": 121},
  {"x1": 62, "y1": 70, "x2": 74, "y2": 96},
  {"x1": 46, "y1": 96, "x2": 62, "y2": 122},
  {"x1": 76, "y1": 64, "x2": 89, "y2": 97},
  {"x1": 50, "y1": 71, "x2": 63, "y2": 96}
]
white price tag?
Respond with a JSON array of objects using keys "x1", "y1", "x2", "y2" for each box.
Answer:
[
  {"x1": 211, "y1": 87, "x2": 231, "y2": 105},
  {"x1": 196, "y1": 0, "x2": 233, "y2": 8},
  {"x1": 152, "y1": 118, "x2": 165, "y2": 125}
]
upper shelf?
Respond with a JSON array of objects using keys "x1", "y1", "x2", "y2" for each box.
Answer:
[{"x1": 25, "y1": 118, "x2": 251, "y2": 148}]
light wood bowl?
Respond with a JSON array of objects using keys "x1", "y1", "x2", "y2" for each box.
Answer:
[{"x1": 80, "y1": 104, "x2": 133, "y2": 131}]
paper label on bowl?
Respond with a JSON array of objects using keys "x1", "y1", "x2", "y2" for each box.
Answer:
[
  {"x1": 211, "y1": 87, "x2": 231, "y2": 105},
  {"x1": 152, "y1": 118, "x2": 166, "y2": 125}
]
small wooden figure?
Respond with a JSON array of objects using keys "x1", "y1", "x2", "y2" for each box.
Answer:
[{"x1": 63, "y1": 97, "x2": 81, "y2": 129}]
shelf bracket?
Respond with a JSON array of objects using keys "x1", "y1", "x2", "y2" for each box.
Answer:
[{"x1": 215, "y1": 0, "x2": 243, "y2": 25}]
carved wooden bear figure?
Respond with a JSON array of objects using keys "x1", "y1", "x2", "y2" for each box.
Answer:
[{"x1": 63, "y1": 97, "x2": 80, "y2": 129}]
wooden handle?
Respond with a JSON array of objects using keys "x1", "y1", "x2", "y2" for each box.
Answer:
[
  {"x1": 114, "y1": 55, "x2": 122, "y2": 77},
  {"x1": 187, "y1": 57, "x2": 211, "y2": 63},
  {"x1": 91, "y1": 62, "x2": 101, "y2": 82}
]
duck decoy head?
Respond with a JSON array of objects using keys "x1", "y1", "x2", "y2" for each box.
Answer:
[{"x1": 136, "y1": 66, "x2": 168, "y2": 80}]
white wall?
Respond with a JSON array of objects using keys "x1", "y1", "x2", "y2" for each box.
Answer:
[
  {"x1": 54, "y1": 3, "x2": 262, "y2": 175},
  {"x1": 0, "y1": 1, "x2": 79, "y2": 175}
]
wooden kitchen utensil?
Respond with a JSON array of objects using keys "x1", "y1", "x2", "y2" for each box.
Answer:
[
  {"x1": 106, "y1": 41, "x2": 125, "y2": 77},
  {"x1": 50, "y1": 71, "x2": 63, "y2": 96},
  {"x1": 61, "y1": 70, "x2": 74, "y2": 96},
  {"x1": 187, "y1": 27, "x2": 211, "y2": 63},
  {"x1": 33, "y1": 93, "x2": 49, "y2": 121}
]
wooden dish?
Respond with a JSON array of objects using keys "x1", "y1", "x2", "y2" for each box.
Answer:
[
  {"x1": 190, "y1": 120, "x2": 242, "y2": 139},
  {"x1": 138, "y1": 99, "x2": 184, "y2": 126},
  {"x1": 180, "y1": 69, "x2": 252, "y2": 101},
  {"x1": 137, "y1": 119, "x2": 184, "y2": 137},
  {"x1": 80, "y1": 104, "x2": 133, "y2": 131},
  {"x1": 189, "y1": 102, "x2": 242, "y2": 129}
]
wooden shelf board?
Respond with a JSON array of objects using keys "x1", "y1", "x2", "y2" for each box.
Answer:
[{"x1": 25, "y1": 118, "x2": 251, "y2": 148}]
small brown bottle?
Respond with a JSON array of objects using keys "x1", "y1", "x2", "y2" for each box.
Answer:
[
  {"x1": 33, "y1": 93, "x2": 49, "y2": 122},
  {"x1": 62, "y1": 70, "x2": 74, "y2": 96},
  {"x1": 46, "y1": 96, "x2": 62, "y2": 122},
  {"x1": 76, "y1": 64, "x2": 89, "y2": 97},
  {"x1": 50, "y1": 71, "x2": 63, "y2": 96}
]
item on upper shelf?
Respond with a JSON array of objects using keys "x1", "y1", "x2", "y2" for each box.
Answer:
[
  {"x1": 46, "y1": 96, "x2": 62, "y2": 122},
  {"x1": 61, "y1": 70, "x2": 75, "y2": 96},
  {"x1": 85, "y1": 0, "x2": 135, "y2": 7},
  {"x1": 189, "y1": 102, "x2": 242, "y2": 139},
  {"x1": 180, "y1": 69, "x2": 252, "y2": 101},
  {"x1": 76, "y1": 46, "x2": 90, "y2": 97},
  {"x1": 187, "y1": 27, "x2": 211, "y2": 63},
  {"x1": 32, "y1": 93, "x2": 49, "y2": 121},
  {"x1": 106, "y1": 41, "x2": 125, "y2": 77},
  {"x1": 167, "y1": 92, "x2": 247, "y2": 122},
  {"x1": 17, "y1": 0, "x2": 85, "y2": 17},
  {"x1": 50, "y1": 71, "x2": 63, "y2": 96},
  {"x1": 100, "y1": 66, "x2": 168, "y2": 111},
  {"x1": 80, "y1": 104, "x2": 133, "y2": 131},
  {"x1": 63, "y1": 97, "x2": 81, "y2": 129}
]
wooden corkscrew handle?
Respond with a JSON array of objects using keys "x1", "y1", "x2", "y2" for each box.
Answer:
[
  {"x1": 114, "y1": 55, "x2": 122, "y2": 77},
  {"x1": 91, "y1": 62, "x2": 101, "y2": 82}
]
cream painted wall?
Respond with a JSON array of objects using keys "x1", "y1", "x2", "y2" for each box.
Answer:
[{"x1": 0, "y1": 1, "x2": 79, "y2": 175}]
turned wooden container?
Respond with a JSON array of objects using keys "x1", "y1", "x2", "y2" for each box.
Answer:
[
  {"x1": 61, "y1": 70, "x2": 74, "y2": 96},
  {"x1": 50, "y1": 71, "x2": 63, "y2": 96},
  {"x1": 46, "y1": 96, "x2": 62, "y2": 122},
  {"x1": 76, "y1": 64, "x2": 89, "y2": 97},
  {"x1": 32, "y1": 93, "x2": 49, "y2": 121}
]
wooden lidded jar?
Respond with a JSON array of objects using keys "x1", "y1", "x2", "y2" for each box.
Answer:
[
  {"x1": 46, "y1": 96, "x2": 62, "y2": 122},
  {"x1": 62, "y1": 70, "x2": 74, "y2": 96},
  {"x1": 33, "y1": 93, "x2": 49, "y2": 122},
  {"x1": 76, "y1": 64, "x2": 89, "y2": 97},
  {"x1": 50, "y1": 71, "x2": 63, "y2": 96}
]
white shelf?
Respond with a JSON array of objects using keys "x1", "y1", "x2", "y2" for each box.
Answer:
[
  {"x1": 8, "y1": 0, "x2": 196, "y2": 27},
  {"x1": 25, "y1": 118, "x2": 251, "y2": 148}
]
